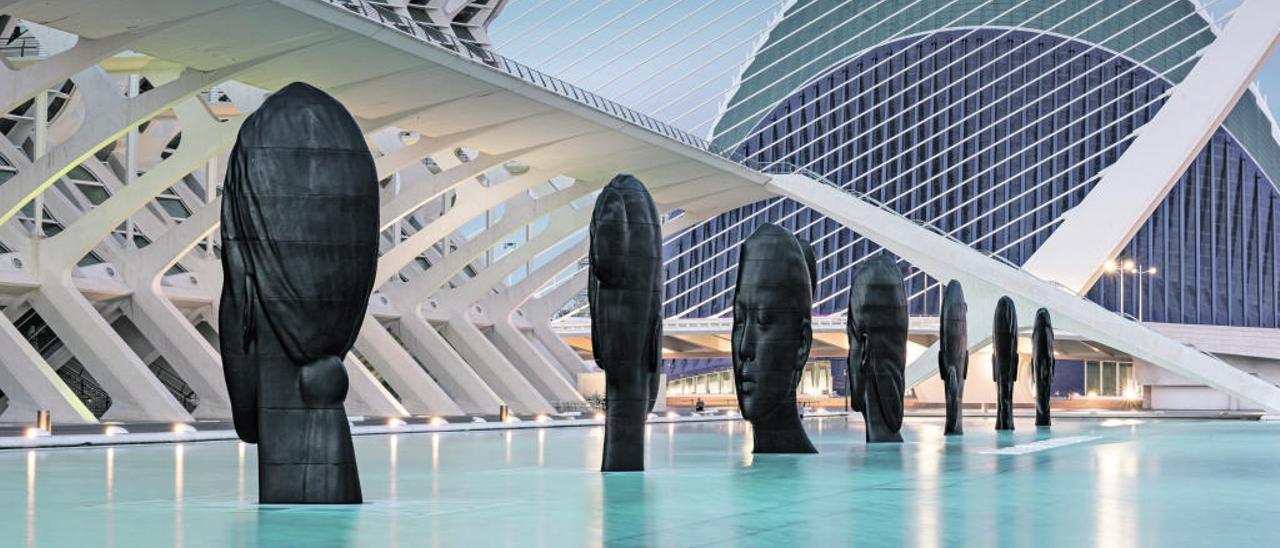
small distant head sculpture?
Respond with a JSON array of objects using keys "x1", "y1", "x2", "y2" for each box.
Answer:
[
  {"x1": 938, "y1": 280, "x2": 968, "y2": 435},
  {"x1": 992, "y1": 296, "x2": 1018, "y2": 431},
  {"x1": 846, "y1": 253, "x2": 907, "y2": 443},
  {"x1": 1032, "y1": 308, "x2": 1055, "y2": 426},
  {"x1": 589, "y1": 174, "x2": 663, "y2": 471},
  {"x1": 732, "y1": 224, "x2": 816, "y2": 454}
]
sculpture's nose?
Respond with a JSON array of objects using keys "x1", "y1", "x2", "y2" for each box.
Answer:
[{"x1": 739, "y1": 318, "x2": 757, "y2": 362}]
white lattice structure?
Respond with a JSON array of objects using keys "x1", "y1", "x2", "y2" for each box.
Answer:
[{"x1": 0, "y1": 0, "x2": 1276, "y2": 424}]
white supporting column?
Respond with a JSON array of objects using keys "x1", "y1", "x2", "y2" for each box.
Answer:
[
  {"x1": 0, "y1": 54, "x2": 284, "y2": 225},
  {"x1": 351, "y1": 319, "x2": 468, "y2": 415},
  {"x1": 393, "y1": 313, "x2": 505, "y2": 414},
  {"x1": 482, "y1": 240, "x2": 589, "y2": 388},
  {"x1": 27, "y1": 274, "x2": 192, "y2": 421},
  {"x1": 0, "y1": 315, "x2": 97, "y2": 424},
  {"x1": 31, "y1": 100, "x2": 241, "y2": 421},
  {"x1": 31, "y1": 89, "x2": 46, "y2": 236},
  {"x1": 0, "y1": 25, "x2": 148, "y2": 113},
  {"x1": 427, "y1": 212, "x2": 596, "y2": 412},
  {"x1": 341, "y1": 353, "x2": 410, "y2": 418}
]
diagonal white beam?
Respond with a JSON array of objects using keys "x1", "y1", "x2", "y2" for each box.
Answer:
[
  {"x1": 1023, "y1": 0, "x2": 1280, "y2": 294},
  {"x1": 769, "y1": 173, "x2": 1280, "y2": 413}
]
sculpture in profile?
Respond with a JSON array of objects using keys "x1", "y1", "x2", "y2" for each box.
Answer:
[
  {"x1": 992, "y1": 296, "x2": 1019, "y2": 431},
  {"x1": 221, "y1": 82, "x2": 376, "y2": 504},
  {"x1": 938, "y1": 280, "x2": 968, "y2": 435},
  {"x1": 1032, "y1": 308, "x2": 1055, "y2": 427},
  {"x1": 846, "y1": 254, "x2": 907, "y2": 443},
  {"x1": 589, "y1": 174, "x2": 663, "y2": 471}
]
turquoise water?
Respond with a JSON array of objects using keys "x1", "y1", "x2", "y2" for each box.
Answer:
[{"x1": 2, "y1": 416, "x2": 1278, "y2": 547}]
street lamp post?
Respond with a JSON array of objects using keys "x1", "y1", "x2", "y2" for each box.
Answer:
[{"x1": 1104, "y1": 258, "x2": 1158, "y2": 320}]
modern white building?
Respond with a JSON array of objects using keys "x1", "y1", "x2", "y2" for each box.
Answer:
[{"x1": 0, "y1": 0, "x2": 1277, "y2": 427}]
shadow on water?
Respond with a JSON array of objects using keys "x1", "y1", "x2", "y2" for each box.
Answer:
[
  {"x1": 240, "y1": 505, "x2": 360, "y2": 547},
  {"x1": 599, "y1": 473, "x2": 649, "y2": 546}
]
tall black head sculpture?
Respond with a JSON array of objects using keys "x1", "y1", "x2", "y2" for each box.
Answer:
[
  {"x1": 992, "y1": 296, "x2": 1019, "y2": 431},
  {"x1": 797, "y1": 238, "x2": 818, "y2": 292},
  {"x1": 1032, "y1": 308, "x2": 1055, "y2": 427},
  {"x1": 846, "y1": 254, "x2": 906, "y2": 443},
  {"x1": 589, "y1": 174, "x2": 663, "y2": 472},
  {"x1": 938, "y1": 280, "x2": 968, "y2": 435},
  {"x1": 731, "y1": 224, "x2": 817, "y2": 454},
  {"x1": 219, "y1": 82, "x2": 376, "y2": 504}
]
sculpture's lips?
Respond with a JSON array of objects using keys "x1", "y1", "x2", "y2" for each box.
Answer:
[{"x1": 738, "y1": 371, "x2": 757, "y2": 393}]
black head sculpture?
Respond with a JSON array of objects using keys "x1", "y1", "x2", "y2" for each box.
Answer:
[
  {"x1": 589, "y1": 174, "x2": 663, "y2": 472},
  {"x1": 797, "y1": 238, "x2": 818, "y2": 292},
  {"x1": 846, "y1": 254, "x2": 907, "y2": 443},
  {"x1": 938, "y1": 280, "x2": 968, "y2": 435},
  {"x1": 219, "y1": 82, "x2": 376, "y2": 504},
  {"x1": 731, "y1": 224, "x2": 817, "y2": 454},
  {"x1": 992, "y1": 296, "x2": 1019, "y2": 431},
  {"x1": 1032, "y1": 308, "x2": 1055, "y2": 427}
]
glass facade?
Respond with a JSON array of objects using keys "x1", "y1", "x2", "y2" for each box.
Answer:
[{"x1": 664, "y1": 29, "x2": 1280, "y2": 328}]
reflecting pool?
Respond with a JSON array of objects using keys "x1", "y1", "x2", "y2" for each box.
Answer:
[{"x1": 2, "y1": 416, "x2": 1278, "y2": 547}]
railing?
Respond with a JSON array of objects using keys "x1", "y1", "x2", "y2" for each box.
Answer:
[
  {"x1": 0, "y1": 36, "x2": 43, "y2": 59},
  {"x1": 793, "y1": 165, "x2": 1227, "y2": 362},
  {"x1": 313, "y1": 0, "x2": 738, "y2": 155},
  {"x1": 314, "y1": 0, "x2": 1210, "y2": 359}
]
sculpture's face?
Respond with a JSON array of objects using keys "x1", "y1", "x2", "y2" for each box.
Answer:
[
  {"x1": 732, "y1": 226, "x2": 813, "y2": 424},
  {"x1": 734, "y1": 292, "x2": 812, "y2": 421}
]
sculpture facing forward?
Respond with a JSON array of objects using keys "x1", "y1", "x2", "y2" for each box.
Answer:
[
  {"x1": 590, "y1": 175, "x2": 663, "y2": 471},
  {"x1": 220, "y1": 82, "x2": 376, "y2": 504},
  {"x1": 732, "y1": 224, "x2": 817, "y2": 454},
  {"x1": 938, "y1": 280, "x2": 968, "y2": 435},
  {"x1": 1032, "y1": 308, "x2": 1055, "y2": 426},
  {"x1": 846, "y1": 254, "x2": 907, "y2": 443},
  {"x1": 992, "y1": 296, "x2": 1019, "y2": 431}
]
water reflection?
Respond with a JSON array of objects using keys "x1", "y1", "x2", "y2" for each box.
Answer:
[
  {"x1": 106, "y1": 447, "x2": 115, "y2": 548},
  {"x1": 238, "y1": 442, "x2": 247, "y2": 503},
  {"x1": 26, "y1": 450, "x2": 35, "y2": 548},
  {"x1": 389, "y1": 435, "x2": 399, "y2": 500},
  {"x1": 913, "y1": 423, "x2": 944, "y2": 548},
  {"x1": 666, "y1": 423, "x2": 676, "y2": 464},
  {"x1": 253, "y1": 507, "x2": 359, "y2": 547},
  {"x1": 174, "y1": 444, "x2": 185, "y2": 548},
  {"x1": 1095, "y1": 443, "x2": 1139, "y2": 547},
  {"x1": 389, "y1": 434, "x2": 402, "y2": 546},
  {"x1": 432, "y1": 433, "x2": 441, "y2": 547},
  {"x1": 105, "y1": 448, "x2": 115, "y2": 502},
  {"x1": 597, "y1": 474, "x2": 648, "y2": 547},
  {"x1": 538, "y1": 428, "x2": 546, "y2": 467},
  {"x1": 939, "y1": 441, "x2": 969, "y2": 546}
]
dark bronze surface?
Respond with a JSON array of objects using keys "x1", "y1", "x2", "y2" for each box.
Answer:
[
  {"x1": 1033, "y1": 308, "x2": 1055, "y2": 427},
  {"x1": 732, "y1": 224, "x2": 817, "y2": 454},
  {"x1": 938, "y1": 280, "x2": 968, "y2": 436},
  {"x1": 846, "y1": 254, "x2": 906, "y2": 443},
  {"x1": 992, "y1": 296, "x2": 1018, "y2": 431},
  {"x1": 590, "y1": 175, "x2": 663, "y2": 472},
  {"x1": 220, "y1": 82, "x2": 374, "y2": 503}
]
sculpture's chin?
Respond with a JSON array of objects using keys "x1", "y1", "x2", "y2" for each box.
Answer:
[{"x1": 299, "y1": 355, "x2": 349, "y2": 407}]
